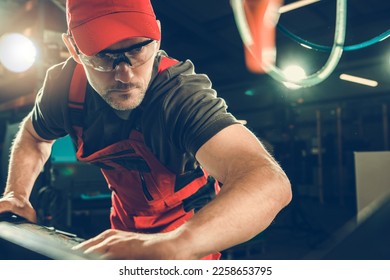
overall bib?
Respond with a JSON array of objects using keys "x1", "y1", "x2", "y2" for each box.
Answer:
[{"x1": 68, "y1": 58, "x2": 221, "y2": 259}]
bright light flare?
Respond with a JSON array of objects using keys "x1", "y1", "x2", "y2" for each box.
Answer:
[
  {"x1": 0, "y1": 33, "x2": 37, "y2": 73},
  {"x1": 282, "y1": 65, "x2": 307, "y2": 89}
]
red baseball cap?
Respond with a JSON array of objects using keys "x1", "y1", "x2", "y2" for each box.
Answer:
[{"x1": 66, "y1": 0, "x2": 161, "y2": 56}]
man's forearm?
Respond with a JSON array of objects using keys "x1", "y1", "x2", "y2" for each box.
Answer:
[
  {"x1": 4, "y1": 117, "x2": 54, "y2": 200},
  {"x1": 168, "y1": 124, "x2": 292, "y2": 259},
  {"x1": 171, "y1": 159, "x2": 292, "y2": 259}
]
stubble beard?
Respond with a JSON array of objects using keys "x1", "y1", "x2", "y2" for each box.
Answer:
[{"x1": 104, "y1": 86, "x2": 146, "y2": 111}]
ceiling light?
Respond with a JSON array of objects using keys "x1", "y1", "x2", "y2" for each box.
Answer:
[
  {"x1": 339, "y1": 74, "x2": 378, "y2": 87},
  {"x1": 0, "y1": 33, "x2": 37, "y2": 73}
]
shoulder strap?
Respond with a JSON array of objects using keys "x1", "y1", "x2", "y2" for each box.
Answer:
[
  {"x1": 158, "y1": 56, "x2": 179, "y2": 74},
  {"x1": 69, "y1": 63, "x2": 87, "y2": 109},
  {"x1": 68, "y1": 63, "x2": 87, "y2": 146}
]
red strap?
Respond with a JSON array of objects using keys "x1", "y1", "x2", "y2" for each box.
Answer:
[
  {"x1": 158, "y1": 56, "x2": 179, "y2": 73},
  {"x1": 68, "y1": 63, "x2": 87, "y2": 146},
  {"x1": 69, "y1": 63, "x2": 87, "y2": 109}
]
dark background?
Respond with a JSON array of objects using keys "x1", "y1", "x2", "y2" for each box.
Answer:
[{"x1": 0, "y1": 0, "x2": 389, "y2": 259}]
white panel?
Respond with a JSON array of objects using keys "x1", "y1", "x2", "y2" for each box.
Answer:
[{"x1": 354, "y1": 151, "x2": 390, "y2": 213}]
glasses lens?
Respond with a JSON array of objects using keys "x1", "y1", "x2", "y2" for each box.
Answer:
[{"x1": 79, "y1": 40, "x2": 156, "y2": 72}]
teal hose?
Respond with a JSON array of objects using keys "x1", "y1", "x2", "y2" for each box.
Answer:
[
  {"x1": 265, "y1": 0, "x2": 347, "y2": 88},
  {"x1": 277, "y1": 24, "x2": 390, "y2": 52}
]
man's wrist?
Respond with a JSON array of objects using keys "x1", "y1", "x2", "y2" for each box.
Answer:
[
  {"x1": 167, "y1": 224, "x2": 208, "y2": 260},
  {"x1": 2, "y1": 191, "x2": 28, "y2": 203}
]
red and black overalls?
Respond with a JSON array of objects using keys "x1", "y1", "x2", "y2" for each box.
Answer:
[{"x1": 67, "y1": 58, "x2": 221, "y2": 259}]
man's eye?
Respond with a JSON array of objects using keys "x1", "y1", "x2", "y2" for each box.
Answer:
[{"x1": 127, "y1": 46, "x2": 143, "y2": 55}]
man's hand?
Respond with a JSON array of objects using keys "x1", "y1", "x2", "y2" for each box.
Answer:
[
  {"x1": 72, "y1": 229, "x2": 184, "y2": 260},
  {"x1": 0, "y1": 191, "x2": 37, "y2": 223}
]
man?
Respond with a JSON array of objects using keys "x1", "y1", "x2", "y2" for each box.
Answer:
[{"x1": 0, "y1": 0, "x2": 291, "y2": 259}]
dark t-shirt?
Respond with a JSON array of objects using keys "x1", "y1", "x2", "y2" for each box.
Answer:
[{"x1": 31, "y1": 51, "x2": 238, "y2": 174}]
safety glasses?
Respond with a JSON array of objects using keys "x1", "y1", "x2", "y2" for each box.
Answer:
[{"x1": 75, "y1": 39, "x2": 157, "y2": 72}]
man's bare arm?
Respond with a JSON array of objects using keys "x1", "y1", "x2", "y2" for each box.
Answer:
[
  {"x1": 0, "y1": 114, "x2": 54, "y2": 222},
  {"x1": 173, "y1": 123, "x2": 292, "y2": 259}
]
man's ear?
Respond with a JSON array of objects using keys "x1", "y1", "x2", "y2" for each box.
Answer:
[
  {"x1": 62, "y1": 33, "x2": 82, "y2": 64},
  {"x1": 156, "y1": 20, "x2": 162, "y2": 49},
  {"x1": 157, "y1": 20, "x2": 161, "y2": 32}
]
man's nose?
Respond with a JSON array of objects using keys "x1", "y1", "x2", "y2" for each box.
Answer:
[{"x1": 114, "y1": 62, "x2": 134, "y2": 83}]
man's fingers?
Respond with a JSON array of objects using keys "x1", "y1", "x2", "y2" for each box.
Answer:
[
  {"x1": 0, "y1": 195, "x2": 37, "y2": 223},
  {"x1": 72, "y1": 229, "x2": 113, "y2": 250}
]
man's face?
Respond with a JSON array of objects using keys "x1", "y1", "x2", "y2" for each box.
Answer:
[{"x1": 81, "y1": 37, "x2": 159, "y2": 111}]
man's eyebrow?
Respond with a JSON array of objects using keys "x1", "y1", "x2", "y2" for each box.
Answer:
[{"x1": 99, "y1": 39, "x2": 154, "y2": 55}]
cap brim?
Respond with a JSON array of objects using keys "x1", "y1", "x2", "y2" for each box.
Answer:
[{"x1": 71, "y1": 12, "x2": 160, "y2": 56}]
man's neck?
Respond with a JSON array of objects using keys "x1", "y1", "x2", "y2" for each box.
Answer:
[{"x1": 114, "y1": 109, "x2": 132, "y2": 120}]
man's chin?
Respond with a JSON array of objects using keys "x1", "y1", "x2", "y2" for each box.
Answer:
[
  {"x1": 103, "y1": 88, "x2": 145, "y2": 110},
  {"x1": 109, "y1": 101, "x2": 139, "y2": 111},
  {"x1": 106, "y1": 96, "x2": 143, "y2": 110}
]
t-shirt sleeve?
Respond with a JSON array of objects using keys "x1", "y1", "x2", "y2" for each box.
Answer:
[
  {"x1": 31, "y1": 59, "x2": 75, "y2": 140},
  {"x1": 161, "y1": 62, "x2": 239, "y2": 156}
]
